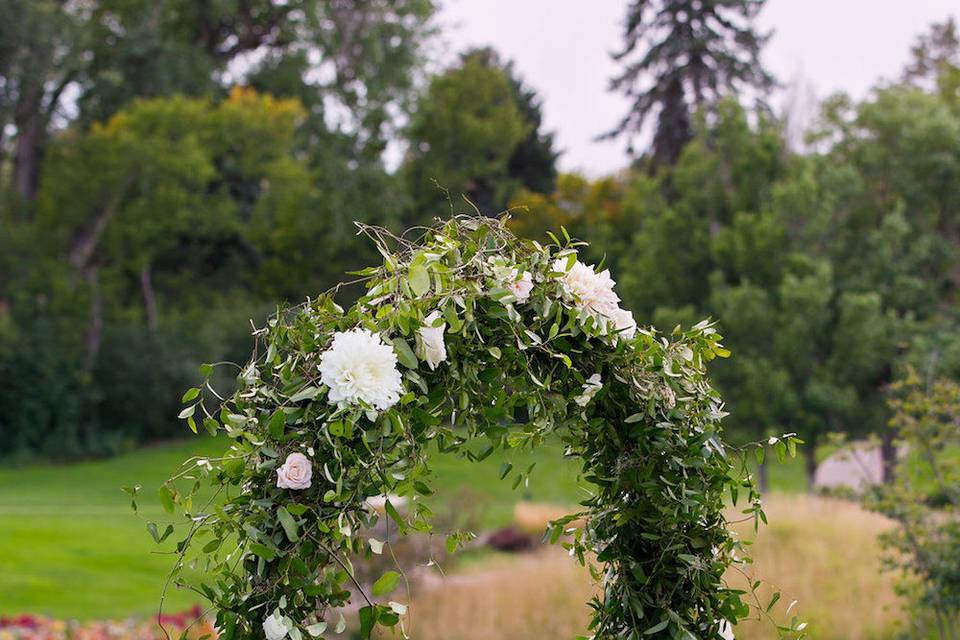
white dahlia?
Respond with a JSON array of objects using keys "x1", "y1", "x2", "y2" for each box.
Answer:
[
  {"x1": 553, "y1": 258, "x2": 620, "y2": 314},
  {"x1": 416, "y1": 311, "x2": 447, "y2": 370},
  {"x1": 318, "y1": 328, "x2": 403, "y2": 412}
]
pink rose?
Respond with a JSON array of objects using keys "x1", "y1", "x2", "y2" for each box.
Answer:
[
  {"x1": 507, "y1": 269, "x2": 534, "y2": 302},
  {"x1": 276, "y1": 452, "x2": 312, "y2": 490}
]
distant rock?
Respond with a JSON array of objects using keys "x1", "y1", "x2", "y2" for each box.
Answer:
[
  {"x1": 814, "y1": 442, "x2": 902, "y2": 492},
  {"x1": 487, "y1": 526, "x2": 535, "y2": 552}
]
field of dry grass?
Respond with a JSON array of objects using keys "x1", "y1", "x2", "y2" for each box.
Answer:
[
  {"x1": 377, "y1": 494, "x2": 905, "y2": 640},
  {"x1": 729, "y1": 494, "x2": 903, "y2": 640}
]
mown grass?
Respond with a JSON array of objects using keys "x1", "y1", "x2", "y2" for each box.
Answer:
[
  {"x1": 0, "y1": 437, "x2": 226, "y2": 620},
  {"x1": 0, "y1": 434, "x2": 808, "y2": 620}
]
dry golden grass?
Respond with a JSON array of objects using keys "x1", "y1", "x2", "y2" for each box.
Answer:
[
  {"x1": 377, "y1": 548, "x2": 596, "y2": 640},
  {"x1": 728, "y1": 494, "x2": 903, "y2": 640},
  {"x1": 378, "y1": 494, "x2": 905, "y2": 640}
]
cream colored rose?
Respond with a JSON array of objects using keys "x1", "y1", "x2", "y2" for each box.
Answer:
[
  {"x1": 416, "y1": 311, "x2": 447, "y2": 370},
  {"x1": 276, "y1": 452, "x2": 312, "y2": 490},
  {"x1": 507, "y1": 269, "x2": 534, "y2": 302},
  {"x1": 263, "y1": 613, "x2": 287, "y2": 640}
]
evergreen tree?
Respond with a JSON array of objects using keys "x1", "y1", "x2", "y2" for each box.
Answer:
[
  {"x1": 605, "y1": 0, "x2": 775, "y2": 168},
  {"x1": 403, "y1": 48, "x2": 558, "y2": 217}
]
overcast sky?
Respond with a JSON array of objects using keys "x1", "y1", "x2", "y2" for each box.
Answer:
[{"x1": 438, "y1": 0, "x2": 959, "y2": 176}]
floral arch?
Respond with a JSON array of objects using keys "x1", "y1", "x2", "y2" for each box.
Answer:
[{"x1": 156, "y1": 216, "x2": 791, "y2": 640}]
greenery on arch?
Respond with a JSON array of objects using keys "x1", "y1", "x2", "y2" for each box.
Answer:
[{"x1": 151, "y1": 216, "x2": 803, "y2": 639}]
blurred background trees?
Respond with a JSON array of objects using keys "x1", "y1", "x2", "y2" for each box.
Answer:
[
  {"x1": 1, "y1": 0, "x2": 959, "y2": 521},
  {"x1": 602, "y1": 0, "x2": 776, "y2": 168}
]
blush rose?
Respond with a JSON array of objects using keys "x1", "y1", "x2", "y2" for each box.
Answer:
[{"x1": 276, "y1": 452, "x2": 312, "y2": 490}]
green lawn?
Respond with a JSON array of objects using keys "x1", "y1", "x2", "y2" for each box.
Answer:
[
  {"x1": 0, "y1": 435, "x2": 585, "y2": 620},
  {"x1": 0, "y1": 437, "x2": 226, "y2": 620},
  {"x1": 0, "y1": 434, "x2": 802, "y2": 620}
]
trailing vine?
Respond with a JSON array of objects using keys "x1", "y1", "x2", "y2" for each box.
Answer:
[{"x1": 147, "y1": 215, "x2": 803, "y2": 639}]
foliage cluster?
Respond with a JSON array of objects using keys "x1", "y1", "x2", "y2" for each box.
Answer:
[
  {"x1": 153, "y1": 216, "x2": 802, "y2": 639},
  {"x1": 865, "y1": 372, "x2": 960, "y2": 639}
]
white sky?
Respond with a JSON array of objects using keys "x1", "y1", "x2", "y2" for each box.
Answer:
[{"x1": 438, "y1": 0, "x2": 959, "y2": 176}]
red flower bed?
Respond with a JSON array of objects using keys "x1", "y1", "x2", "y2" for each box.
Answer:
[{"x1": 0, "y1": 607, "x2": 216, "y2": 640}]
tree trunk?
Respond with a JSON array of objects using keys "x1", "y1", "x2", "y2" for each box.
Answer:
[
  {"x1": 880, "y1": 426, "x2": 898, "y2": 485},
  {"x1": 82, "y1": 267, "x2": 102, "y2": 373},
  {"x1": 12, "y1": 79, "x2": 46, "y2": 202},
  {"x1": 140, "y1": 263, "x2": 157, "y2": 332},
  {"x1": 804, "y1": 435, "x2": 819, "y2": 492},
  {"x1": 757, "y1": 458, "x2": 769, "y2": 494}
]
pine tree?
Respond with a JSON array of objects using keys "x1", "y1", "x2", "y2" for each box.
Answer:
[{"x1": 605, "y1": 0, "x2": 775, "y2": 168}]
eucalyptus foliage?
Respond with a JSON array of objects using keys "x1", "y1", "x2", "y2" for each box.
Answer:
[{"x1": 150, "y1": 216, "x2": 801, "y2": 639}]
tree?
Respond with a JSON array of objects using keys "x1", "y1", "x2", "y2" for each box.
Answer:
[
  {"x1": 0, "y1": 89, "x2": 326, "y2": 456},
  {"x1": 605, "y1": 0, "x2": 775, "y2": 167},
  {"x1": 403, "y1": 48, "x2": 558, "y2": 217},
  {"x1": 0, "y1": 1, "x2": 84, "y2": 202},
  {"x1": 0, "y1": 0, "x2": 438, "y2": 204},
  {"x1": 902, "y1": 17, "x2": 960, "y2": 100},
  {"x1": 865, "y1": 372, "x2": 960, "y2": 638}
]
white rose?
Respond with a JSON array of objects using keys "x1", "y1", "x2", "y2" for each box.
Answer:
[
  {"x1": 507, "y1": 269, "x2": 534, "y2": 302},
  {"x1": 416, "y1": 311, "x2": 447, "y2": 370},
  {"x1": 276, "y1": 452, "x2": 312, "y2": 490},
  {"x1": 574, "y1": 373, "x2": 603, "y2": 407},
  {"x1": 604, "y1": 306, "x2": 637, "y2": 340},
  {"x1": 263, "y1": 614, "x2": 287, "y2": 640},
  {"x1": 718, "y1": 620, "x2": 735, "y2": 640}
]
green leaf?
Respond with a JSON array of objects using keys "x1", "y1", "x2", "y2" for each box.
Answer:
[
  {"x1": 445, "y1": 535, "x2": 459, "y2": 554},
  {"x1": 409, "y1": 264, "x2": 430, "y2": 296},
  {"x1": 249, "y1": 542, "x2": 276, "y2": 561},
  {"x1": 358, "y1": 606, "x2": 377, "y2": 639},
  {"x1": 372, "y1": 571, "x2": 401, "y2": 597},
  {"x1": 644, "y1": 619, "x2": 669, "y2": 635},
  {"x1": 202, "y1": 538, "x2": 222, "y2": 553},
  {"x1": 767, "y1": 591, "x2": 781, "y2": 612},
  {"x1": 277, "y1": 506, "x2": 299, "y2": 541},
  {"x1": 203, "y1": 417, "x2": 219, "y2": 436},
  {"x1": 624, "y1": 413, "x2": 644, "y2": 423},
  {"x1": 268, "y1": 410, "x2": 286, "y2": 439},
  {"x1": 384, "y1": 499, "x2": 408, "y2": 534},
  {"x1": 289, "y1": 386, "x2": 320, "y2": 403},
  {"x1": 158, "y1": 484, "x2": 175, "y2": 514},
  {"x1": 392, "y1": 337, "x2": 419, "y2": 369},
  {"x1": 181, "y1": 387, "x2": 200, "y2": 403}
]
